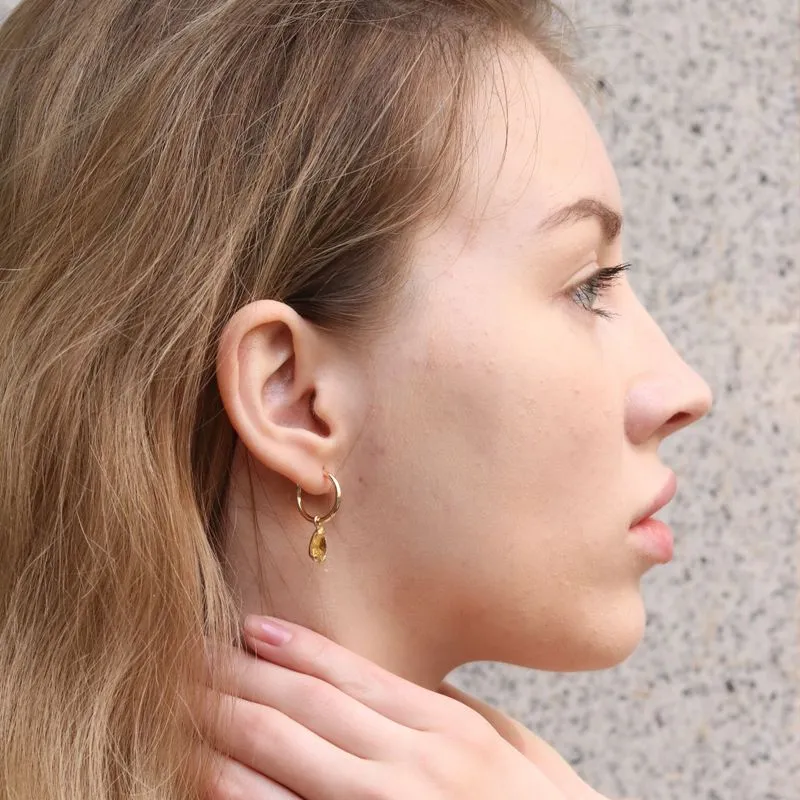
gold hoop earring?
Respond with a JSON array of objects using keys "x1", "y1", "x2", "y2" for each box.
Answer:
[{"x1": 296, "y1": 470, "x2": 342, "y2": 564}]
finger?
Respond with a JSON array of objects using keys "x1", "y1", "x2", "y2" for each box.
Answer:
[
  {"x1": 240, "y1": 615, "x2": 468, "y2": 732},
  {"x1": 208, "y1": 645, "x2": 408, "y2": 760},
  {"x1": 204, "y1": 751, "x2": 304, "y2": 800},
  {"x1": 199, "y1": 688, "x2": 381, "y2": 800}
]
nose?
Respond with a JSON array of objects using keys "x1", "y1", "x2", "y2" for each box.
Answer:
[{"x1": 624, "y1": 313, "x2": 714, "y2": 447}]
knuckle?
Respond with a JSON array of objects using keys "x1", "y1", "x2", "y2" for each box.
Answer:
[
  {"x1": 303, "y1": 630, "x2": 332, "y2": 670},
  {"x1": 291, "y1": 670, "x2": 319, "y2": 697},
  {"x1": 443, "y1": 698, "x2": 496, "y2": 740},
  {"x1": 358, "y1": 764, "x2": 409, "y2": 800},
  {"x1": 409, "y1": 728, "x2": 496, "y2": 796},
  {"x1": 299, "y1": 673, "x2": 337, "y2": 709},
  {"x1": 337, "y1": 662, "x2": 378, "y2": 699},
  {"x1": 413, "y1": 732, "x2": 460, "y2": 781},
  {"x1": 207, "y1": 769, "x2": 247, "y2": 800},
  {"x1": 301, "y1": 634, "x2": 385, "y2": 702},
  {"x1": 241, "y1": 703, "x2": 288, "y2": 755}
]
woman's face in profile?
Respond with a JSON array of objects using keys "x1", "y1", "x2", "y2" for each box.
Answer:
[
  {"x1": 340, "y1": 43, "x2": 714, "y2": 671},
  {"x1": 221, "y1": 40, "x2": 714, "y2": 680}
]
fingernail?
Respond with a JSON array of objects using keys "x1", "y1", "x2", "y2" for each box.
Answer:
[{"x1": 244, "y1": 615, "x2": 293, "y2": 646}]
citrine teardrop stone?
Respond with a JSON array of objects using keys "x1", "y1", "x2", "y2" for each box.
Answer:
[{"x1": 309, "y1": 527, "x2": 327, "y2": 563}]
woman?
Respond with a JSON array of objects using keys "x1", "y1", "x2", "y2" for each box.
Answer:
[{"x1": 0, "y1": 1, "x2": 713, "y2": 798}]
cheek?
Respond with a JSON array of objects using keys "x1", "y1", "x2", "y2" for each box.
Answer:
[
  {"x1": 422, "y1": 308, "x2": 627, "y2": 553},
  {"x1": 421, "y1": 311, "x2": 622, "y2": 498},
  {"x1": 363, "y1": 277, "x2": 624, "y2": 554},
  {"x1": 418, "y1": 326, "x2": 641, "y2": 665},
  {"x1": 356, "y1": 287, "x2": 640, "y2": 667}
]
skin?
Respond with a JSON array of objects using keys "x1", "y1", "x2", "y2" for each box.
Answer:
[
  {"x1": 216, "y1": 38, "x2": 713, "y2": 702},
  {"x1": 200, "y1": 617, "x2": 610, "y2": 799}
]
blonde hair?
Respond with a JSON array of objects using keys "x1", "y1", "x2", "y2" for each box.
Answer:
[{"x1": 0, "y1": 1, "x2": 575, "y2": 797}]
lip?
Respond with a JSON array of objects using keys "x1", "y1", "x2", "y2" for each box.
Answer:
[{"x1": 630, "y1": 471, "x2": 678, "y2": 528}]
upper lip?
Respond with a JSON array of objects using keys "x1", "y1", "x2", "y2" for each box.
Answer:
[{"x1": 631, "y1": 472, "x2": 678, "y2": 527}]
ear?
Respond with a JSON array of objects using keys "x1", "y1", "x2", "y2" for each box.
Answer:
[{"x1": 215, "y1": 300, "x2": 362, "y2": 496}]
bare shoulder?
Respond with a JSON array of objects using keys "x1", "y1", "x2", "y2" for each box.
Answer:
[{"x1": 437, "y1": 681, "x2": 617, "y2": 800}]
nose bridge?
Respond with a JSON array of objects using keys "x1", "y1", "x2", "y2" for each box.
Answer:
[{"x1": 624, "y1": 293, "x2": 714, "y2": 443}]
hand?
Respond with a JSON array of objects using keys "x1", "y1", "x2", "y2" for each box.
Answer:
[{"x1": 200, "y1": 615, "x2": 572, "y2": 800}]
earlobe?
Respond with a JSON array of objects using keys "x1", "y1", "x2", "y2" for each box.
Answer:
[{"x1": 215, "y1": 300, "x2": 339, "y2": 494}]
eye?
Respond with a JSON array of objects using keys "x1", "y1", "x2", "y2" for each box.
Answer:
[{"x1": 569, "y1": 262, "x2": 630, "y2": 319}]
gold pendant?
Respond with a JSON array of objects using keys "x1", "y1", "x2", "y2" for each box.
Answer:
[{"x1": 308, "y1": 523, "x2": 327, "y2": 563}]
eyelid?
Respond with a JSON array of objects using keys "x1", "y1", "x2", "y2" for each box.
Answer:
[
  {"x1": 569, "y1": 262, "x2": 631, "y2": 319},
  {"x1": 563, "y1": 258, "x2": 603, "y2": 292},
  {"x1": 567, "y1": 260, "x2": 629, "y2": 287}
]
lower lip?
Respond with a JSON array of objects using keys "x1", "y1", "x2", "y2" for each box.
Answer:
[{"x1": 629, "y1": 517, "x2": 674, "y2": 563}]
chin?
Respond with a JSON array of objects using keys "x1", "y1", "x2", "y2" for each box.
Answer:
[
  {"x1": 513, "y1": 590, "x2": 648, "y2": 672},
  {"x1": 568, "y1": 590, "x2": 648, "y2": 671}
]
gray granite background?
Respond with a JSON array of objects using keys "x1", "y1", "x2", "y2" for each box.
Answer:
[
  {"x1": 1, "y1": 1, "x2": 797, "y2": 799},
  {"x1": 449, "y1": 3, "x2": 800, "y2": 800}
]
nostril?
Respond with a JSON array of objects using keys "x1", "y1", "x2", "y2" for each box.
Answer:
[{"x1": 666, "y1": 411, "x2": 693, "y2": 430}]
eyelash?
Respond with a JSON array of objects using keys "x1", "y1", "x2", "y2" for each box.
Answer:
[{"x1": 570, "y1": 262, "x2": 631, "y2": 320}]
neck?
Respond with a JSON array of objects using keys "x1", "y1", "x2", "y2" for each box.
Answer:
[{"x1": 221, "y1": 448, "x2": 461, "y2": 690}]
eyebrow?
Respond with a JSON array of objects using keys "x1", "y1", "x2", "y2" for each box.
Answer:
[{"x1": 536, "y1": 197, "x2": 624, "y2": 244}]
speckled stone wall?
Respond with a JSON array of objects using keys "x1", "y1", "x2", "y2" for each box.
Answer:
[
  {"x1": 2, "y1": 1, "x2": 797, "y2": 798},
  {"x1": 448, "y1": 3, "x2": 799, "y2": 800}
]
